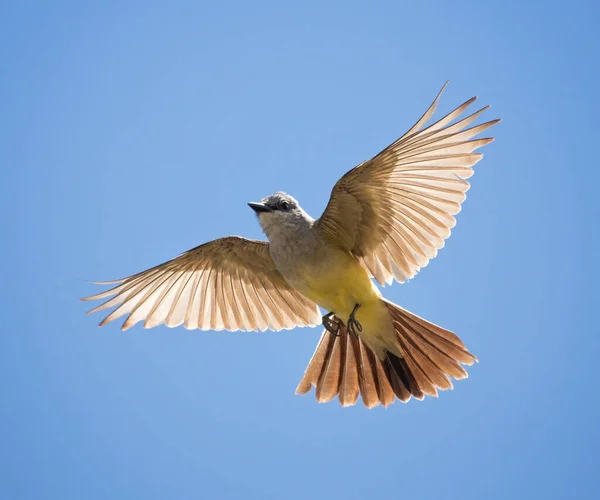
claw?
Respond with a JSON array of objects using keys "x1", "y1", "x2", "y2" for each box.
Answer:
[
  {"x1": 322, "y1": 312, "x2": 342, "y2": 337},
  {"x1": 322, "y1": 306, "x2": 362, "y2": 338},
  {"x1": 347, "y1": 303, "x2": 362, "y2": 338}
]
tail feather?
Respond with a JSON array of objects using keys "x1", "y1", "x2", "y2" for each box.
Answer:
[
  {"x1": 386, "y1": 349, "x2": 426, "y2": 399},
  {"x1": 316, "y1": 334, "x2": 342, "y2": 402},
  {"x1": 355, "y1": 338, "x2": 380, "y2": 408},
  {"x1": 294, "y1": 332, "x2": 332, "y2": 395},
  {"x1": 383, "y1": 358, "x2": 411, "y2": 403},
  {"x1": 395, "y1": 308, "x2": 477, "y2": 367},
  {"x1": 395, "y1": 313, "x2": 467, "y2": 381},
  {"x1": 295, "y1": 301, "x2": 477, "y2": 408},
  {"x1": 372, "y1": 354, "x2": 396, "y2": 407},
  {"x1": 399, "y1": 323, "x2": 454, "y2": 391},
  {"x1": 360, "y1": 341, "x2": 397, "y2": 408},
  {"x1": 339, "y1": 333, "x2": 360, "y2": 406}
]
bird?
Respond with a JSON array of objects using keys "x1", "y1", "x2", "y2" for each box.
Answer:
[{"x1": 82, "y1": 82, "x2": 500, "y2": 408}]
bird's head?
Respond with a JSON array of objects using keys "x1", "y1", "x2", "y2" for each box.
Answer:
[{"x1": 248, "y1": 192, "x2": 311, "y2": 238}]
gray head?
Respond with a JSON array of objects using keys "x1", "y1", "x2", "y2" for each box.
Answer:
[{"x1": 248, "y1": 192, "x2": 312, "y2": 238}]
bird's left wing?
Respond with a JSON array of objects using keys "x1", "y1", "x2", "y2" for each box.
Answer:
[
  {"x1": 315, "y1": 82, "x2": 500, "y2": 285},
  {"x1": 82, "y1": 236, "x2": 321, "y2": 331}
]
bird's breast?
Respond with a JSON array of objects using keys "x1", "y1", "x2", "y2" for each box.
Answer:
[{"x1": 270, "y1": 237, "x2": 380, "y2": 318}]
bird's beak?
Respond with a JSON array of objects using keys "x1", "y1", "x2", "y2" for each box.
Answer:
[{"x1": 248, "y1": 202, "x2": 272, "y2": 213}]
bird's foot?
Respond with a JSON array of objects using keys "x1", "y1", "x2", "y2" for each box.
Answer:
[
  {"x1": 322, "y1": 312, "x2": 342, "y2": 337},
  {"x1": 347, "y1": 303, "x2": 363, "y2": 338}
]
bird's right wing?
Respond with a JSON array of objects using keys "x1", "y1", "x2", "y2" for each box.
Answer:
[
  {"x1": 315, "y1": 82, "x2": 500, "y2": 285},
  {"x1": 82, "y1": 236, "x2": 321, "y2": 332}
]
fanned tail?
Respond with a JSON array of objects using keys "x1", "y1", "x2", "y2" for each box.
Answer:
[{"x1": 295, "y1": 301, "x2": 477, "y2": 408}]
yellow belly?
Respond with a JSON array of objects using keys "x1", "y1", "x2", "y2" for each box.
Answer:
[{"x1": 299, "y1": 249, "x2": 381, "y2": 320}]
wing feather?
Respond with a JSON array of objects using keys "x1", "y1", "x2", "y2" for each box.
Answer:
[
  {"x1": 166, "y1": 270, "x2": 196, "y2": 328},
  {"x1": 316, "y1": 82, "x2": 500, "y2": 284},
  {"x1": 83, "y1": 236, "x2": 321, "y2": 331},
  {"x1": 183, "y1": 269, "x2": 203, "y2": 329}
]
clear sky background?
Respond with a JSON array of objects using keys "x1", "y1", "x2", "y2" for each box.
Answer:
[{"x1": 2, "y1": 1, "x2": 599, "y2": 499}]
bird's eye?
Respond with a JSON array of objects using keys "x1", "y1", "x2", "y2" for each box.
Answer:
[{"x1": 281, "y1": 202, "x2": 290, "y2": 211}]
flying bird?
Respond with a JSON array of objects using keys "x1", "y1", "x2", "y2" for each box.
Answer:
[{"x1": 82, "y1": 82, "x2": 499, "y2": 408}]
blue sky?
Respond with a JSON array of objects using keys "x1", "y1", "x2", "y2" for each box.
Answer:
[{"x1": 1, "y1": 1, "x2": 599, "y2": 498}]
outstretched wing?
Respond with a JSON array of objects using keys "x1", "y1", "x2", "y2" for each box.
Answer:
[
  {"x1": 316, "y1": 82, "x2": 500, "y2": 285},
  {"x1": 82, "y1": 236, "x2": 321, "y2": 332}
]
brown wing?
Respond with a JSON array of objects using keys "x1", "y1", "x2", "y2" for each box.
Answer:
[
  {"x1": 82, "y1": 236, "x2": 321, "y2": 331},
  {"x1": 315, "y1": 82, "x2": 500, "y2": 285}
]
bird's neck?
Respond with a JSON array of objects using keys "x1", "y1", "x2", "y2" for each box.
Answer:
[{"x1": 262, "y1": 214, "x2": 314, "y2": 246}]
